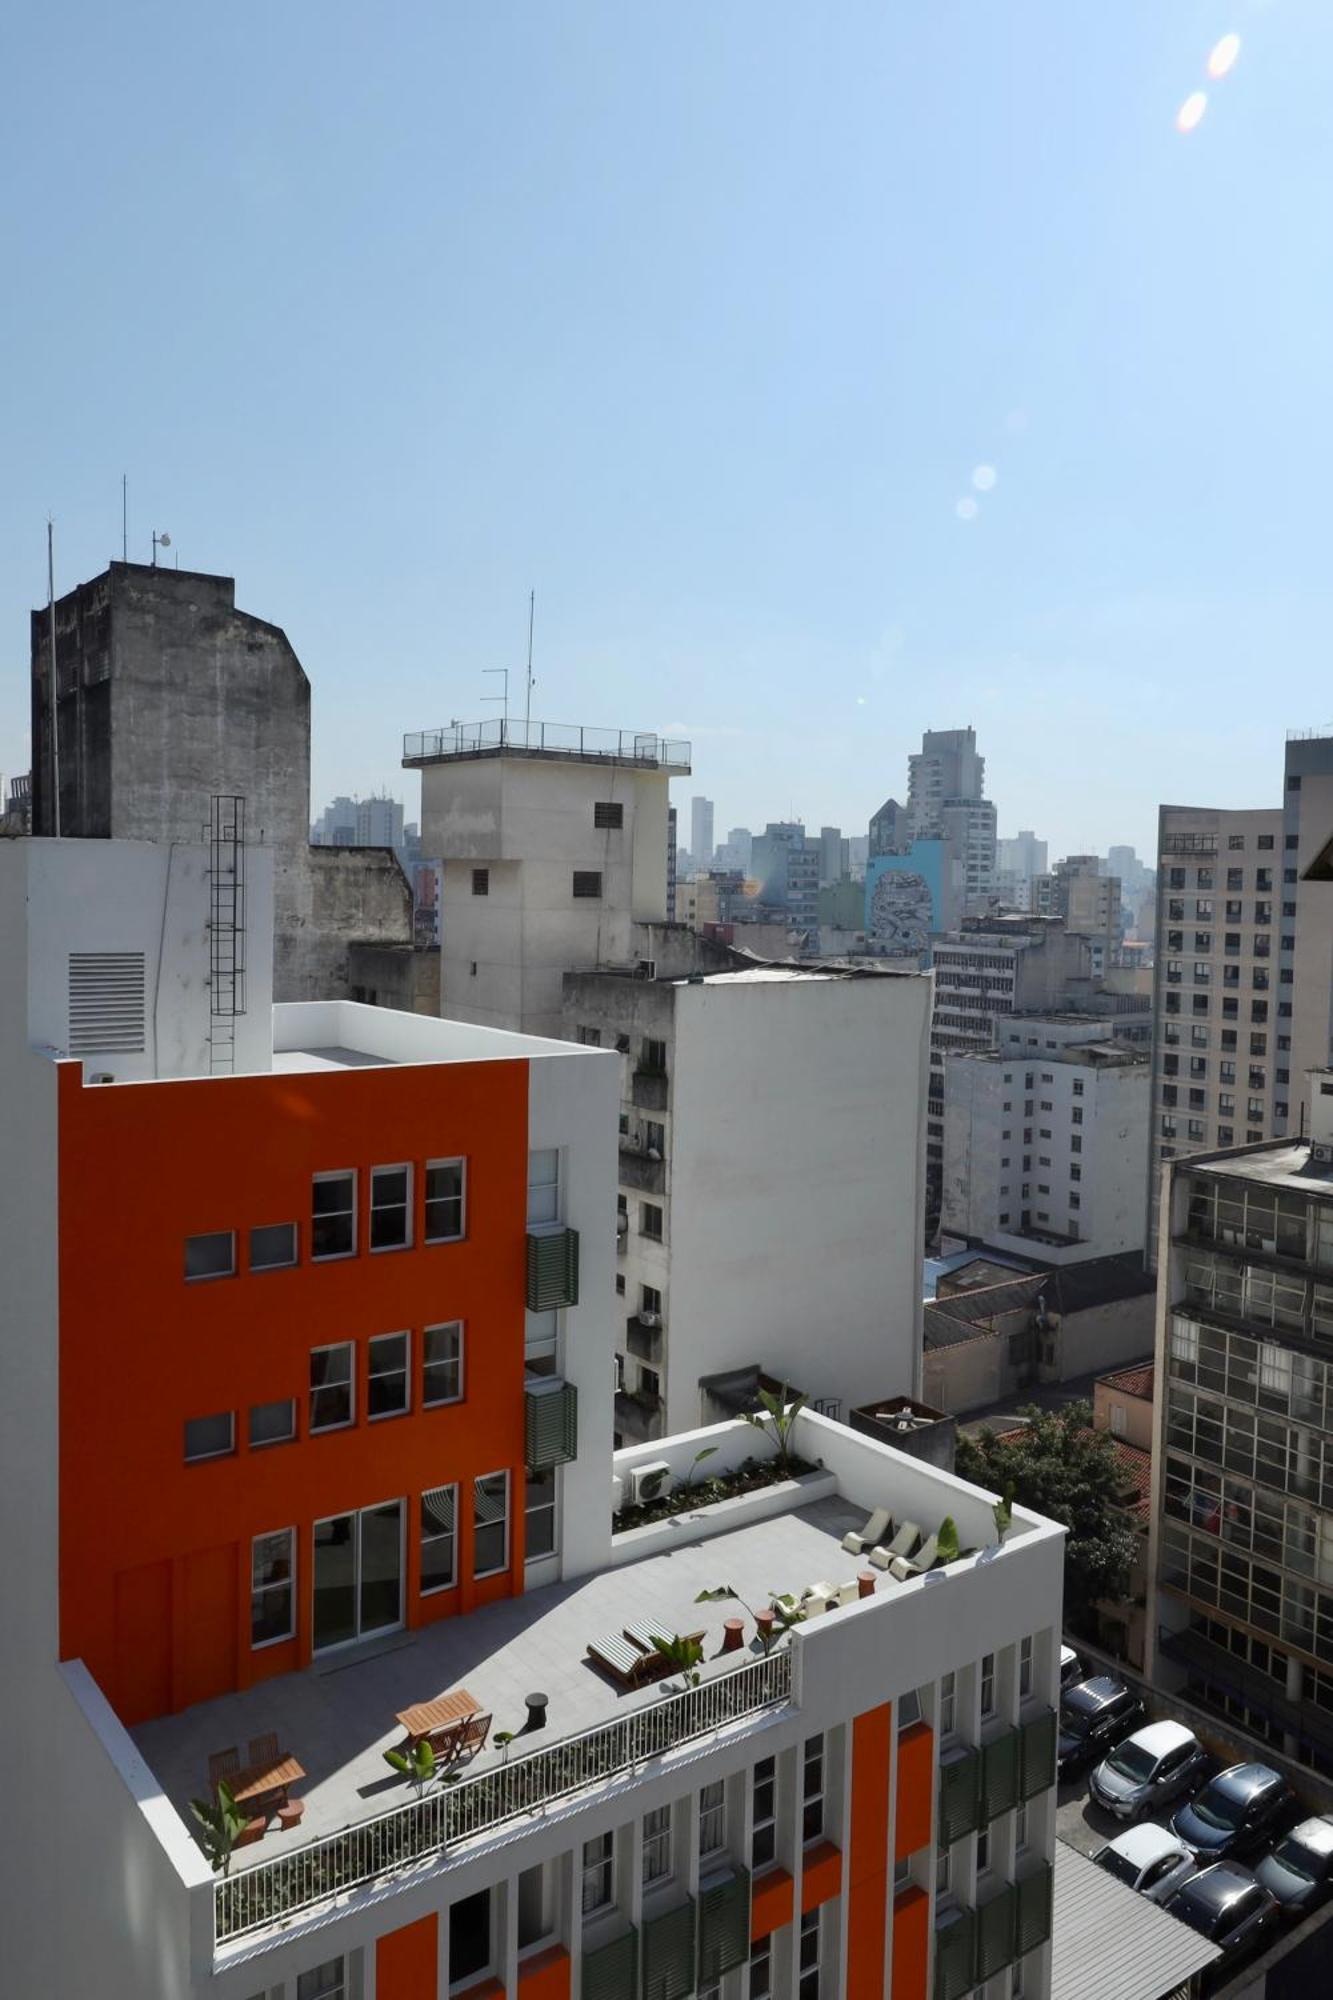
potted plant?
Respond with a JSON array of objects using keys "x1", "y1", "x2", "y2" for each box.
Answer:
[
  {"x1": 741, "y1": 1382, "x2": 808, "y2": 1480},
  {"x1": 695, "y1": 1584, "x2": 807, "y2": 1654},
  {"x1": 383, "y1": 1738, "x2": 439, "y2": 1797},
  {"x1": 649, "y1": 1632, "x2": 704, "y2": 1689},
  {"x1": 189, "y1": 1779, "x2": 248, "y2": 1876}
]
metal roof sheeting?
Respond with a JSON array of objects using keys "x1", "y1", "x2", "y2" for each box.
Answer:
[{"x1": 1050, "y1": 1842, "x2": 1220, "y2": 2000}]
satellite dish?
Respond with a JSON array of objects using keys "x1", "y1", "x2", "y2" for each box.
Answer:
[{"x1": 158, "y1": 532, "x2": 171, "y2": 547}]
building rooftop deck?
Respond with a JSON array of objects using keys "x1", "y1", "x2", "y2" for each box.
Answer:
[
  {"x1": 402, "y1": 719, "x2": 691, "y2": 774},
  {"x1": 134, "y1": 1494, "x2": 866, "y2": 1874},
  {"x1": 268, "y1": 1000, "x2": 597, "y2": 1072}
]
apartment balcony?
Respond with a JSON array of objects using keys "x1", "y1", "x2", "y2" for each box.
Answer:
[
  {"x1": 626, "y1": 1312, "x2": 664, "y2": 1365},
  {"x1": 618, "y1": 1143, "x2": 666, "y2": 1195},
  {"x1": 1160, "y1": 832, "x2": 1219, "y2": 856},
  {"x1": 631, "y1": 1069, "x2": 669, "y2": 1112},
  {"x1": 402, "y1": 718, "x2": 691, "y2": 775}
]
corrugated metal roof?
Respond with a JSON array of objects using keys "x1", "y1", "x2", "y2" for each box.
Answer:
[{"x1": 1050, "y1": 1841, "x2": 1220, "y2": 2000}]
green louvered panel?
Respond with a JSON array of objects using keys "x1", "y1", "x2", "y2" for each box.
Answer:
[
  {"x1": 975, "y1": 1883, "x2": 1019, "y2": 1983},
  {"x1": 1016, "y1": 1862, "x2": 1054, "y2": 1954},
  {"x1": 697, "y1": 1868, "x2": 750, "y2": 1983},
  {"x1": 933, "y1": 1908, "x2": 976, "y2": 2000},
  {"x1": 1019, "y1": 1710, "x2": 1057, "y2": 1800},
  {"x1": 583, "y1": 1927, "x2": 637, "y2": 2000},
  {"x1": 527, "y1": 1226, "x2": 580, "y2": 1310},
  {"x1": 641, "y1": 1897, "x2": 696, "y2": 2000},
  {"x1": 981, "y1": 1728, "x2": 1020, "y2": 1822},
  {"x1": 526, "y1": 1379, "x2": 578, "y2": 1471},
  {"x1": 938, "y1": 1744, "x2": 982, "y2": 1845}
]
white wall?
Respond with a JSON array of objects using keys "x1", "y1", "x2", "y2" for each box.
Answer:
[{"x1": 665, "y1": 972, "x2": 931, "y2": 1433}]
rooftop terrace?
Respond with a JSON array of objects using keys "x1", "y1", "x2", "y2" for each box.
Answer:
[
  {"x1": 269, "y1": 1000, "x2": 593, "y2": 1072},
  {"x1": 402, "y1": 718, "x2": 691, "y2": 774}
]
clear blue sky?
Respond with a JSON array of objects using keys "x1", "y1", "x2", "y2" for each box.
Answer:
[{"x1": 4, "y1": 1, "x2": 1331, "y2": 860}]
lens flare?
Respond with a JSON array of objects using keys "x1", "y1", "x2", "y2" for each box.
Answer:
[
  {"x1": 1207, "y1": 33, "x2": 1241, "y2": 80},
  {"x1": 1176, "y1": 90, "x2": 1208, "y2": 134},
  {"x1": 955, "y1": 497, "x2": 979, "y2": 522},
  {"x1": 972, "y1": 465, "x2": 997, "y2": 493}
]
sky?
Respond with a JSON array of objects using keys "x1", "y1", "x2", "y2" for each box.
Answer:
[{"x1": 4, "y1": 1, "x2": 1332, "y2": 862}]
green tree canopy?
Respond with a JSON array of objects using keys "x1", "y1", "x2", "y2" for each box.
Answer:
[{"x1": 955, "y1": 1401, "x2": 1140, "y2": 1635}]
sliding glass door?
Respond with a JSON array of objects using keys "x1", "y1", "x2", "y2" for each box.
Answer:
[{"x1": 313, "y1": 1501, "x2": 403, "y2": 1652}]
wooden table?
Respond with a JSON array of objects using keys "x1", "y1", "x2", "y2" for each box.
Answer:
[
  {"x1": 230, "y1": 1754, "x2": 304, "y2": 1811},
  {"x1": 395, "y1": 1687, "x2": 480, "y2": 1746}
]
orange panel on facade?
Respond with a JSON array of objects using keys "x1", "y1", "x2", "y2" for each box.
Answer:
[
  {"x1": 891, "y1": 1885, "x2": 930, "y2": 2000},
  {"x1": 847, "y1": 1702, "x2": 891, "y2": 2000},
  {"x1": 894, "y1": 1719, "x2": 935, "y2": 1860},
  {"x1": 516, "y1": 1942, "x2": 572, "y2": 1998},
  {"x1": 56, "y1": 1056, "x2": 531, "y2": 1722},
  {"x1": 453, "y1": 1981, "x2": 504, "y2": 2000},
  {"x1": 751, "y1": 1865, "x2": 795, "y2": 1940},
  {"x1": 800, "y1": 1839, "x2": 843, "y2": 1913},
  {"x1": 376, "y1": 1912, "x2": 438, "y2": 1999}
]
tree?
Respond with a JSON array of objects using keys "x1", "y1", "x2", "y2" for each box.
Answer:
[{"x1": 955, "y1": 1402, "x2": 1140, "y2": 1635}]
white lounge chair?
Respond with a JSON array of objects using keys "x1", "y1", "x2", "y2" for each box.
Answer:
[
  {"x1": 869, "y1": 1521, "x2": 921, "y2": 1571},
  {"x1": 890, "y1": 1533, "x2": 940, "y2": 1582},
  {"x1": 842, "y1": 1507, "x2": 891, "y2": 1556}
]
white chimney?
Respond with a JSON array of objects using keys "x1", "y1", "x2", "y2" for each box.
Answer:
[{"x1": 1310, "y1": 1070, "x2": 1333, "y2": 1152}]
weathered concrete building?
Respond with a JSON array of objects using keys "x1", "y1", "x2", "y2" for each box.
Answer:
[{"x1": 30, "y1": 562, "x2": 415, "y2": 1002}]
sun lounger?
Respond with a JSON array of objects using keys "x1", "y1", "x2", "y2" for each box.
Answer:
[
  {"x1": 890, "y1": 1532, "x2": 940, "y2": 1581},
  {"x1": 587, "y1": 1631, "x2": 655, "y2": 1687},
  {"x1": 842, "y1": 1506, "x2": 891, "y2": 1556},
  {"x1": 868, "y1": 1521, "x2": 921, "y2": 1571},
  {"x1": 834, "y1": 1582, "x2": 860, "y2": 1607}
]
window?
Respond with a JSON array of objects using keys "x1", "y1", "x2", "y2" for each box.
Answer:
[
  {"x1": 471, "y1": 868, "x2": 489, "y2": 895},
  {"x1": 184, "y1": 1411, "x2": 234, "y2": 1462},
  {"x1": 641, "y1": 1283, "x2": 662, "y2": 1317},
  {"x1": 577, "y1": 1025, "x2": 602, "y2": 1046},
  {"x1": 296, "y1": 1959, "x2": 346, "y2": 2000},
  {"x1": 420, "y1": 1483, "x2": 457, "y2": 1592},
  {"x1": 525, "y1": 1467, "x2": 556, "y2": 1561},
  {"x1": 1018, "y1": 1634, "x2": 1033, "y2": 1700},
  {"x1": 977, "y1": 1825, "x2": 991, "y2": 1872},
  {"x1": 185, "y1": 1231, "x2": 235, "y2": 1281},
  {"x1": 517, "y1": 1862, "x2": 554, "y2": 1950},
  {"x1": 250, "y1": 1222, "x2": 297, "y2": 1271},
  {"x1": 1258, "y1": 832, "x2": 1275, "y2": 849},
  {"x1": 937, "y1": 1847, "x2": 952, "y2": 1897},
  {"x1": 749, "y1": 1934, "x2": 773, "y2": 2000},
  {"x1": 249, "y1": 1398, "x2": 296, "y2": 1448},
  {"x1": 425, "y1": 1159, "x2": 465, "y2": 1242},
  {"x1": 641, "y1": 1037, "x2": 668, "y2": 1074},
  {"x1": 1015, "y1": 1800, "x2": 1029, "y2": 1851},
  {"x1": 473, "y1": 1470, "x2": 509, "y2": 1578},
  {"x1": 699, "y1": 1779, "x2": 726, "y2": 1859},
  {"x1": 939, "y1": 1670, "x2": 956, "y2": 1735},
  {"x1": 368, "y1": 1331, "x2": 410, "y2": 1419},
  {"x1": 640, "y1": 1202, "x2": 663, "y2": 1241},
  {"x1": 642, "y1": 1804, "x2": 672, "y2": 1886},
  {"x1": 313, "y1": 1502, "x2": 405, "y2": 1651},
  {"x1": 423, "y1": 1321, "x2": 464, "y2": 1405},
  {"x1": 799, "y1": 1909, "x2": 821, "y2": 2000},
  {"x1": 370, "y1": 1165, "x2": 412, "y2": 1251},
  {"x1": 309, "y1": 1343, "x2": 354, "y2": 1431},
  {"x1": 251, "y1": 1528, "x2": 295, "y2": 1646},
  {"x1": 527, "y1": 1149, "x2": 560, "y2": 1226},
  {"x1": 582, "y1": 1831, "x2": 614, "y2": 1915},
  {"x1": 312, "y1": 1172, "x2": 356, "y2": 1260},
  {"x1": 752, "y1": 1756, "x2": 777, "y2": 1869},
  {"x1": 594, "y1": 801, "x2": 624, "y2": 829},
  {"x1": 572, "y1": 871, "x2": 602, "y2": 898},
  {"x1": 802, "y1": 1734, "x2": 825, "y2": 1842},
  {"x1": 449, "y1": 1886, "x2": 492, "y2": 1987}
]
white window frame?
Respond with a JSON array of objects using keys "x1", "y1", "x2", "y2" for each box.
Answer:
[
  {"x1": 420, "y1": 1482, "x2": 457, "y2": 1595},
  {"x1": 423, "y1": 1321, "x2": 464, "y2": 1406},
  {"x1": 296, "y1": 1958, "x2": 346, "y2": 2000},
  {"x1": 369, "y1": 1163, "x2": 413, "y2": 1253},
  {"x1": 980, "y1": 1652, "x2": 996, "y2": 1717},
  {"x1": 424, "y1": 1157, "x2": 466, "y2": 1244},
  {"x1": 939, "y1": 1670, "x2": 956, "y2": 1736},
  {"x1": 311, "y1": 1170, "x2": 357, "y2": 1262},
  {"x1": 581, "y1": 1831, "x2": 614, "y2": 1916},
  {"x1": 184, "y1": 1410, "x2": 235, "y2": 1463},
  {"x1": 751, "y1": 1756, "x2": 777, "y2": 1870},
  {"x1": 248, "y1": 1397, "x2": 297, "y2": 1449},
  {"x1": 802, "y1": 1734, "x2": 825, "y2": 1844},
  {"x1": 699, "y1": 1779, "x2": 726, "y2": 1860},
  {"x1": 250, "y1": 1221, "x2": 298, "y2": 1272},
  {"x1": 524, "y1": 1465, "x2": 558, "y2": 1565},
  {"x1": 251, "y1": 1527, "x2": 296, "y2": 1649},
  {"x1": 185, "y1": 1230, "x2": 236, "y2": 1282},
  {"x1": 1015, "y1": 1801, "x2": 1029, "y2": 1854},
  {"x1": 367, "y1": 1330, "x2": 410, "y2": 1421},
  {"x1": 749, "y1": 1934, "x2": 773, "y2": 2000},
  {"x1": 527, "y1": 1149, "x2": 560, "y2": 1227},
  {"x1": 798, "y1": 1908, "x2": 821, "y2": 2000},
  {"x1": 473, "y1": 1470, "x2": 510, "y2": 1580},
  {"x1": 309, "y1": 1341, "x2": 355, "y2": 1433},
  {"x1": 642, "y1": 1804, "x2": 672, "y2": 1886},
  {"x1": 976, "y1": 1824, "x2": 991, "y2": 1874},
  {"x1": 312, "y1": 1498, "x2": 404, "y2": 1653}
]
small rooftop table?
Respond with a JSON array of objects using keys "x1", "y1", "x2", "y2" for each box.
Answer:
[{"x1": 395, "y1": 1687, "x2": 481, "y2": 1746}]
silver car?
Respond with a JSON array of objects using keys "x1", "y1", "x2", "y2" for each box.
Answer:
[
  {"x1": 1093, "y1": 1823, "x2": 1197, "y2": 1905},
  {"x1": 1089, "y1": 1719, "x2": 1208, "y2": 1821}
]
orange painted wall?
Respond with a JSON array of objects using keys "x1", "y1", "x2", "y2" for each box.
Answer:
[
  {"x1": 847, "y1": 1703, "x2": 891, "y2": 2000},
  {"x1": 516, "y1": 1943, "x2": 572, "y2": 1998},
  {"x1": 377, "y1": 1912, "x2": 439, "y2": 1998},
  {"x1": 57, "y1": 1056, "x2": 530, "y2": 1722},
  {"x1": 891, "y1": 1886, "x2": 930, "y2": 2000},
  {"x1": 893, "y1": 1720, "x2": 935, "y2": 1860},
  {"x1": 750, "y1": 1865, "x2": 795, "y2": 1940},
  {"x1": 800, "y1": 1839, "x2": 843, "y2": 1913}
]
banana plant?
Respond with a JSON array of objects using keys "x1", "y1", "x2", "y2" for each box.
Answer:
[
  {"x1": 649, "y1": 1632, "x2": 704, "y2": 1686},
  {"x1": 189, "y1": 1779, "x2": 248, "y2": 1875},
  {"x1": 741, "y1": 1382, "x2": 807, "y2": 1480},
  {"x1": 384, "y1": 1737, "x2": 438, "y2": 1796}
]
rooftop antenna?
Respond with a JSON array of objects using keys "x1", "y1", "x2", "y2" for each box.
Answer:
[
  {"x1": 152, "y1": 529, "x2": 171, "y2": 568},
  {"x1": 525, "y1": 588, "x2": 535, "y2": 735},
  {"x1": 47, "y1": 517, "x2": 60, "y2": 838},
  {"x1": 482, "y1": 666, "x2": 509, "y2": 725},
  {"x1": 121, "y1": 474, "x2": 127, "y2": 561}
]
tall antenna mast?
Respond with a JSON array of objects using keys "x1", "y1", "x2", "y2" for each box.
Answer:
[
  {"x1": 525, "y1": 588, "x2": 535, "y2": 735},
  {"x1": 121, "y1": 474, "x2": 127, "y2": 561},
  {"x1": 47, "y1": 518, "x2": 60, "y2": 838}
]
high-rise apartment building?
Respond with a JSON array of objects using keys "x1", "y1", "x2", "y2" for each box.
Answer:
[
  {"x1": 878, "y1": 731, "x2": 997, "y2": 910},
  {"x1": 907, "y1": 729, "x2": 986, "y2": 833},
  {"x1": 1148, "y1": 1073, "x2": 1333, "y2": 1778},
  {"x1": 406, "y1": 719, "x2": 691, "y2": 1039},
  {"x1": 0, "y1": 837, "x2": 1065, "y2": 2000},
  {"x1": 818, "y1": 825, "x2": 848, "y2": 885},
  {"x1": 750, "y1": 822, "x2": 820, "y2": 941},
  {"x1": 717, "y1": 826, "x2": 753, "y2": 874},
  {"x1": 689, "y1": 796, "x2": 715, "y2": 872},
  {"x1": 1032, "y1": 857, "x2": 1121, "y2": 959},
  {"x1": 996, "y1": 832, "x2": 1048, "y2": 889}
]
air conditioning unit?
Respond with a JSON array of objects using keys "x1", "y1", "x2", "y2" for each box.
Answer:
[
  {"x1": 646, "y1": 1147, "x2": 662, "y2": 1161},
  {"x1": 631, "y1": 1459, "x2": 672, "y2": 1505},
  {"x1": 637, "y1": 1310, "x2": 661, "y2": 1328},
  {"x1": 1313, "y1": 1142, "x2": 1333, "y2": 1166},
  {"x1": 616, "y1": 1213, "x2": 629, "y2": 1235}
]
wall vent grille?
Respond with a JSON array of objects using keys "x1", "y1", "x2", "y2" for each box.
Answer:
[{"x1": 67, "y1": 951, "x2": 146, "y2": 1054}]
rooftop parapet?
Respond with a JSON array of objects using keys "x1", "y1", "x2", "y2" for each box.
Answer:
[{"x1": 403, "y1": 718, "x2": 691, "y2": 773}]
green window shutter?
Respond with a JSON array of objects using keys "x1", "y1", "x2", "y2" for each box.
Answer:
[
  {"x1": 975, "y1": 1883, "x2": 1018, "y2": 1983},
  {"x1": 938, "y1": 1744, "x2": 981, "y2": 1845},
  {"x1": 527, "y1": 1226, "x2": 580, "y2": 1310},
  {"x1": 933, "y1": 1908, "x2": 976, "y2": 2000},
  {"x1": 697, "y1": 1868, "x2": 750, "y2": 1983},
  {"x1": 641, "y1": 1897, "x2": 696, "y2": 2000},
  {"x1": 584, "y1": 1927, "x2": 638, "y2": 2000},
  {"x1": 1016, "y1": 1862, "x2": 1054, "y2": 1954},
  {"x1": 1019, "y1": 1710, "x2": 1057, "y2": 1800},
  {"x1": 526, "y1": 1379, "x2": 578, "y2": 1471},
  {"x1": 981, "y1": 1729, "x2": 1020, "y2": 1822}
]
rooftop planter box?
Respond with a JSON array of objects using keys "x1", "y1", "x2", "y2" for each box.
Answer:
[{"x1": 611, "y1": 1463, "x2": 837, "y2": 1566}]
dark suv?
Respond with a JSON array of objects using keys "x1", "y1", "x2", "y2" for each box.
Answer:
[
  {"x1": 1171, "y1": 1763, "x2": 1295, "y2": 1863},
  {"x1": 1057, "y1": 1676, "x2": 1145, "y2": 1779},
  {"x1": 1164, "y1": 1862, "x2": 1279, "y2": 1963}
]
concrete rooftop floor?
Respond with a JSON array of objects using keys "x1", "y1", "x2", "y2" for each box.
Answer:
[{"x1": 134, "y1": 1494, "x2": 866, "y2": 1871}]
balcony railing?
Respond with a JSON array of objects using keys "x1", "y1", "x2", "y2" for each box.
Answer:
[
  {"x1": 403, "y1": 719, "x2": 691, "y2": 772},
  {"x1": 213, "y1": 1649, "x2": 792, "y2": 1946}
]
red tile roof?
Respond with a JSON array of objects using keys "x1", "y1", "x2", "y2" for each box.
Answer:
[{"x1": 1099, "y1": 1362, "x2": 1155, "y2": 1402}]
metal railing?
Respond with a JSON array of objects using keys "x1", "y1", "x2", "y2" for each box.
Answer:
[
  {"x1": 403, "y1": 719, "x2": 691, "y2": 769},
  {"x1": 214, "y1": 1648, "x2": 791, "y2": 1947}
]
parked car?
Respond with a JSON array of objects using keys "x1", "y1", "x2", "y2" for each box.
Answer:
[
  {"x1": 1089, "y1": 1719, "x2": 1210, "y2": 1821},
  {"x1": 1092, "y1": 1824, "x2": 1197, "y2": 1905},
  {"x1": 1164, "y1": 1862, "x2": 1280, "y2": 1962},
  {"x1": 1060, "y1": 1644, "x2": 1085, "y2": 1691},
  {"x1": 1254, "y1": 1815, "x2": 1333, "y2": 1919},
  {"x1": 1171, "y1": 1762, "x2": 1295, "y2": 1863},
  {"x1": 1057, "y1": 1676, "x2": 1145, "y2": 1779}
]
